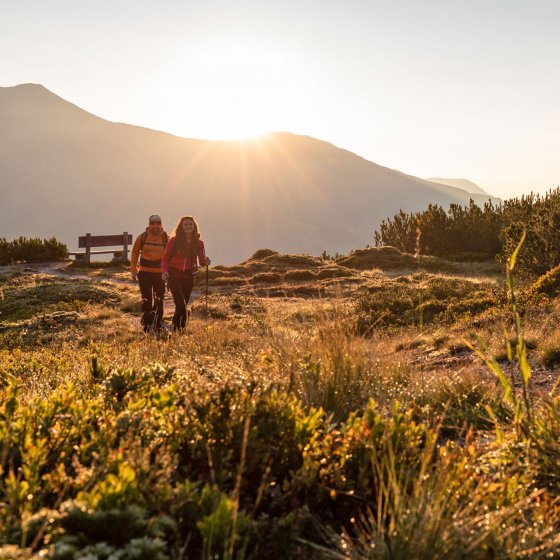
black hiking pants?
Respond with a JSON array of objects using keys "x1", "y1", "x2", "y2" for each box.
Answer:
[
  {"x1": 168, "y1": 274, "x2": 195, "y2": 331},
  {"x1": 138, "y1": 271, "x2": 165, "y2": 331}
]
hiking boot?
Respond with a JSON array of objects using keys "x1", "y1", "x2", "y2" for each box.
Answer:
[{"x1": 141, "y1": 311, "x2": 155, "y2": 327}]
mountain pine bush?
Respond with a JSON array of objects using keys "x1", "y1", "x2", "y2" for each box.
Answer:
[
  {"x1": 374, "y1": 188, "x2": 560, "y2": 276},
  {"x1": 0, "y1": 237, "x2": 68, "y2": 265}
]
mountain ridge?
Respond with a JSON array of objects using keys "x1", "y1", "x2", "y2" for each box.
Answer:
[
  {"x1": 0, "y1": 84, "x2": 499, "y2": 263},
  {"x1": 426, "y1": 177, "x2": 491, "y2": 196}
]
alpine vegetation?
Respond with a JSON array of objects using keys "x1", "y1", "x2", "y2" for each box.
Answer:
[{"x1": 1, "y1": 243, "x2": 560, "y2": 559}]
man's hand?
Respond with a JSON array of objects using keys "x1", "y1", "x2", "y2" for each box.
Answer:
[
  {"x1": 205, "y1": 257, "x2": 211, "y2": 266},
  {"x1": 162, "y1": 272, "x2": 169, "y2": 282},
  {"x1": 131, "y1": 272, "x2": 138, "y2": 282}
]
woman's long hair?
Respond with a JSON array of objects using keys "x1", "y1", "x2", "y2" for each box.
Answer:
[{"x1": 171, "y1": 216, "x2": 201, "y2": 260}]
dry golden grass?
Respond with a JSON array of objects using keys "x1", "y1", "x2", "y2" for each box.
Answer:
[
  {"x1": 2, "y1": 259, "x2": 556, "y2": 406},
  {"x1": 3, "y1": 258, "x2": 560, "y2": 558}
]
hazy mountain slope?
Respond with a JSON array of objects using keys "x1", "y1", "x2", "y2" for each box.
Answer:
[
  {"x1": 426, "y1": 177, "x2": 492, "y2": 197},
  {"x1": 0, "y1": 84, "x2": 498, "y2": 263}
]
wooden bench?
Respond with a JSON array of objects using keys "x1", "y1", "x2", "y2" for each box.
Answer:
[{"x1": 69, "y1": 232, "x2": 132, "y2": 264}]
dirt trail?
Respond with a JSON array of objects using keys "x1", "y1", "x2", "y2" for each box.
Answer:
[
  {"x1": 1, "y1": 261, "x2": 206, "y2": 299},
  {"x1": 1, "y1": 261, "x2": 208, "y2": 330},
  {"x1": 1, "y1": 262, "x2": 134, "y2": 284}
]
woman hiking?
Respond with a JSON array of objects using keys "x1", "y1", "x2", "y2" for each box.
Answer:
[
  {"x1": 161, "y1": 216, "x2": 211, "y2": 331},
  {"x1": 130, "y1": 214, "x2": 168, "y2": 333}
]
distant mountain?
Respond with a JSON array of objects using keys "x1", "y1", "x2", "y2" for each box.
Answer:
[
  {"x1": 426, "y1": 177, "x2": 493, "y2": 197},
  {"x1": 0, "y1": 84, "x2": 499, "y2": 264}
]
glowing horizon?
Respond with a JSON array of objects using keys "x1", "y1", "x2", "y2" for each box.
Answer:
[{"x1": 2, "y1": 0, "x2": 559, "y2": 199}]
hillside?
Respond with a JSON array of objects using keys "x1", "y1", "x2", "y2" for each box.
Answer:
[
  {"x1": 1, "y1": 252, "x2": 560, "y2": 557},
  {"x1": 427, "y1": 177, "x2": 493, "y2": 196},
  {"x1": 0, "y1": 84, "x2": 499, "y2": 264}
]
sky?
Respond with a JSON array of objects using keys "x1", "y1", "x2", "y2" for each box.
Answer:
[{"x1": 2, "y1": 0, "x2": 559, "y2": 199}]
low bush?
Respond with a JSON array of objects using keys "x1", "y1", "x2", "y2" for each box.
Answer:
[
  {"x1": 249, "y1": 272, "x2": 282, "y2": 284},
  {"x1": 3, "y1": 254, "x2": 560, "y2": 558},
  {"x1": 447, "y1": 340, "x2": 472, "y2": 355},
  {"x1": 205, "y1": 268, "x2": 234, "y2": 279},
  {"x1": 262, "y1": 253, "x2": 324, "y2": 268},
  {"x1": 337, "y1": 246, "x2": 459, "y2": 273},
  {"x1": 249, "y1": 248, "x2": 279, "y2": 260},
  {"x1": 356, "y1": 275, "x2": 499, "y2": 333},
  {"x1": 212, "y1": 276, "x2": 247, "y2": 286},
  {"x1": 528, "y1": 396, "x2": 560, "y2": 491},
  {"x1": 284, "y1": 269, "x2": 317, "y2": 282},
  {"x1": 540, "y1": 333, "x2": 560, "y2": 367},
  {"x1": 531, "y1": 263, "x2": 560, "y2": 297},
  {"x1": 0, "y1": 237, "x2": 68, "y2": 265},
  {"x1": 326, "y1": 440, "x2": 558, "y2": 559},
  {"x1": 0, "y1": 276, "x2": 122, "y2": 321},
  {"x1": 316, "y1": 267, "x2": 354, "y2": 279}
]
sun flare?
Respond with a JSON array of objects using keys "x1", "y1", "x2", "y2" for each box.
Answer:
[{"x1": 173, "y1": 44, "x2": 302, "y2": 140}]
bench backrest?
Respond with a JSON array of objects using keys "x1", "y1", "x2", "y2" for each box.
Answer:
[{"x1": 78, "y1": 233, "x2": 132, "y2": 248}]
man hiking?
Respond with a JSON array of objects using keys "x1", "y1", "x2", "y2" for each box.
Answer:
[{"x1": 130, "y1": 214, "x2": 168, "y2": 332}]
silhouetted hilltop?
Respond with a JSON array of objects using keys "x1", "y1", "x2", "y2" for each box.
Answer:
[
  {"x1": 427, "y1": 177, "x2": 493, "y2": 197},
  {"x1": 0, "y1": 84, "x2": 499, "y2": 263}
]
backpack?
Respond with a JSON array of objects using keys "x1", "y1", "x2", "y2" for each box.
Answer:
[{"x1": 140, "y1": 230, "x2": 168, "y2": 251}]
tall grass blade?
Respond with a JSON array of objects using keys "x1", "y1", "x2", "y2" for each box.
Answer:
[{"x1": 508, "y1": 229, "x2": 526, "y2": 271}]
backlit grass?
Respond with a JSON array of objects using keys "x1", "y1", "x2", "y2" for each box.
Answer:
[{"x1": 1, "y1": 260, "x2": 560, "y2": 558}]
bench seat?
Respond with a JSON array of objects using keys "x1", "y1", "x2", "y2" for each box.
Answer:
[
  {"x1": 69, "y1": 250, "x2": 124, "y2": 256},
  {"x1": 71, "y1": 232, "x2": 131, "y2": 263}
]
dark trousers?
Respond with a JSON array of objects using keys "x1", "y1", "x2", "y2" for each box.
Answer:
[
  {"x1": 138, "y1": 271, "x2": 165, "y2": 331},
  {"x1": 169, "y1": 274, "x2": 195, "y2": 330}
]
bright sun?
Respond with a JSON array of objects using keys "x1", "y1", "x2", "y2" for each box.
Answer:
[{"x1": 174, "y1": 44, "x2": 301, "y2": 140}]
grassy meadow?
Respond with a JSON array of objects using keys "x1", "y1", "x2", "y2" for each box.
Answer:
[{"x1": 1, "y1": 247, "x2": 560, "y2": 559}]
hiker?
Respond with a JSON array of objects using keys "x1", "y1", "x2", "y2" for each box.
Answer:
[
  {"x1": 161, "y1": 216, "x2": 210, "y2": 331},
  {"x1": 130, "y1": 215, "x2": 168, "y2": 332}
]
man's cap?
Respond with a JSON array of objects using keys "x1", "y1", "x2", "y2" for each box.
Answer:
[{"x1": 149, "y1": 215, "x2": 162, "y2": 223}]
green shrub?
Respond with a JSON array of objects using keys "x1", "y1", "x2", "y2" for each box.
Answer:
[
  {"x1": 284, "y1": 269, "x2": 317, "y2": 282},
  {"x1": 356, "y1": 275, "x2": 499, "y2": 332},
  {"x1": 415, "y1": 374, "x2": 509, "y2": 436},
  {"x1": 528, "y1": 396, "x2": 560, "y2": 491},
  {"x1": 447, "y1": 340, "x2": 472, "y2": 355},
  {"x1": 309, "y1": 399, "x2": 434, "y2": 517},
  {"x1": 0, "y1": 276, "x2": 121, "y2": 321},
  {"x1": 249, "y1": 272, "x2": 282, "y2": 284},
  {"x1": 541, "y1": 337, "x2": 560, "y2": 367},
  {"x1": 212, "y1": 276, "x2": 247, "y2": 285},
  {"x1": 325, "y1": 440, "x2": 558, "y2": 559},
  {"x1": 316, "y1": 267, "x2": 354, "y2": 279},
  {"x1": 262, "y1": 253, "x2": 324, "y2": 268},
  {"x1": 0, "y1": 237, "x2": 68, "y2": 265},
  {"x1": 373, "y1": 200, "x2": 502, "y2": 259},
  {"x1": 337, "y1": 246, "x2": 415, "y2": 270},
  {"x1": 531, "y1": 263, "x2": 560, "y2": 296},
  {"x1": 293, "y1": 355, "x2": 377, "y2": 422},
  {"x1": 374, "y1": 188, "x2": 560, "y2": 276},
  {"x1": 337, "y1": 246, "x2": 458, "y2": 273},
  {"x1": 202, "y1": 268, "x2": 233, "y2": 280},
  {"x1": 2, "y1": 355, "x2": 560, "y2": 558},
  {"x1": 395, "y1": 336, "x2": 430, "y2": 351},
  {"x1": 249, "y1": 248, "x2": 278, "y2": 260}
]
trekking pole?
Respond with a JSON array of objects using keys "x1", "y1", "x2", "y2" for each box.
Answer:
[{"x1": 205, "y1": 264, "x2": 209, "y2": 321}]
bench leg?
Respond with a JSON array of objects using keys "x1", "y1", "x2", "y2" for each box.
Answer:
[{"x1": 85, "y1": 233, "x2": 91, "y2": 263}]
